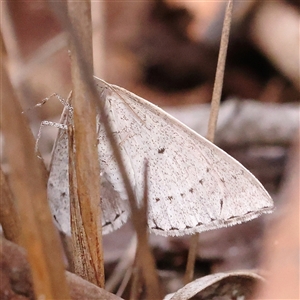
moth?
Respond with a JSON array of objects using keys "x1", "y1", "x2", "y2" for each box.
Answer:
[{"x1": 48, "y1": 77, "x2": 273, "y2": 237}]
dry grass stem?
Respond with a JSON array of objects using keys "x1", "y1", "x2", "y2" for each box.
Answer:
[
  {"x1": 1, "y1": 32, "x2": 70, "y2": 299},
  {"x1": 0, "y1": 167, "x2": 21, "y2": 244},
  {"x1": 207, "y1": 0, "x2": 233, "y2": 143},
  {"x1": 91, "y1": 1, "x2": 106, "y2": 78},
  {"x1": 129, "y1": 263, "x2": 143, "y2": 300},
  {"x1": 105, "y1": 236, "x2": 137, "y2": 292},
  {"x1": 67, "y1": 0, "x2": 104, "y2": 287},
  {"x1": 131, "y1": 162, "x2": 161, "y2": 299}
]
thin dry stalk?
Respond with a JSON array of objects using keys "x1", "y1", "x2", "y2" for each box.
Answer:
[
  {"x1": 105, "y1": 236, "x2": 137, "y2": 293},
  {"x1": 1, "y1": 3, "x2": 44, "y2": 114},
  {"x1": 130, "y1": 162, "x2": 161, "y2": 299},
  {"x1": 68, "y1": 122, "x2": 90, "y2": 277},
  {"x1": 91, "y1": 1, "x2": 106, "y2": 78},
  {"x1": 0, "y1": 167, "x2": 21, "y2": 244},
  {"x1": 0, "y1": 33, "x2": 70, "y2": 299},
  {"x1": 130, "y1": 264, "x2": 143, "y2": 300},
  {"x1": 207, "y1": 0, "x2": 233, "y2": 142},
  {"x1": 116, "y1": 267, "x2": 133, "y2": 297},
  {"x1": 67, "y1": 0, "x2": 104, "y2": 287},
  {"x1": 184, "y1": 233, "x2": 199, "y2": 285},
  {"x1": 1, "y1": 2, "x2": 23, "y2": 67},
  {"x1": 68, "y1": 119, "x2": 102, "y2": 282},
  {"x1": 184, "y1": 0, "x2": 233, "y2": 284}
]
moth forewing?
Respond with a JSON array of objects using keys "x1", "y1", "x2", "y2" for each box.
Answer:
[{"x1": 48, "y1": 78, "x2": 274, "y2": 237}]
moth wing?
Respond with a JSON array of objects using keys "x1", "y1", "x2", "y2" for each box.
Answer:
[
  {"x1": 48, "y1": 108, "x2": 130, "y2": 235},
  {"x1": 96, "y1": 79, "x2": 273, "y2": 237}
]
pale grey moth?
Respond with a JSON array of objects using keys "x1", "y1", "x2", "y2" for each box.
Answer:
[{"x1": 47, "y1": 77, "x2": 274, "y2": 237}]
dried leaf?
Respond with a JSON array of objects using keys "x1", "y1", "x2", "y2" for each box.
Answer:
[{"x1": 164, "y1": 270, "x2": 264, "y2": 300}]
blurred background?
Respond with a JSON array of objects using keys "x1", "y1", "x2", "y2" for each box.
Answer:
[
  {"x1": 1, "y1": 0, "x2": 299, "y2": 298},
  {"x1": 3, "y1": 1, "x2": 299, "y2": 104}
]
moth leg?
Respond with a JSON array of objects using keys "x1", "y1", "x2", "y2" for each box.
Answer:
[
  {"x1": 35, "y1": 121, "x2": 67, "y2": 157},
  {"x1": 32, "y1": 93, "x2": 73, "y2": 157}
]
